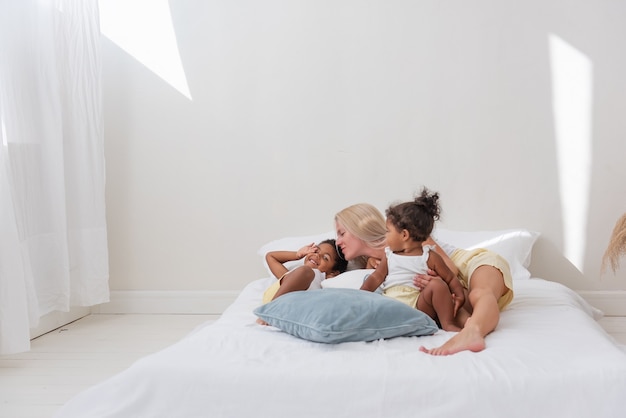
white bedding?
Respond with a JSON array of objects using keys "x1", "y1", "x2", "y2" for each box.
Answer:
[{"x1": 55, "y1": 277, "x2": 626, "y2": 418}]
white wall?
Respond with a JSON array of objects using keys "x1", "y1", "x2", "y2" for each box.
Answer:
[{"x1": 101, "y1": 0, "x2": 626, "y2": 294}]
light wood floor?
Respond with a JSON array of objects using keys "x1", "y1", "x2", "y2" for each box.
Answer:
[
  {"x1": 1, "y1": 314, "x2": 625, "y2": 418},
  {"x1": 0, "y1": 314, "x2": 217, "y2": 418}
]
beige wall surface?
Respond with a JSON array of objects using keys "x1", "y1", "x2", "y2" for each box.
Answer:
[{"x1": 101, "y1": 0, "x2": 626, "y2": 293}]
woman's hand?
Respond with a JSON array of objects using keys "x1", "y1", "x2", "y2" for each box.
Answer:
[
  {"x1": 366, "y1": 257, "x2": 381, "y2": 269},
  {"x1": 413, "y1": 269, "x2": 440, "y2": 290}
]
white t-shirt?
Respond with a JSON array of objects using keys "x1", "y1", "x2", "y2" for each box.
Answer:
[{"x1": 306, "y1": 269, "x2": 326, "y2": 290}]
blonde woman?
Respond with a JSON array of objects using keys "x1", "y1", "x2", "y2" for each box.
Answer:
[
  {"x1": 334, "y1": 199, "x2": 514, "y2": 356},
  {"x1": 334, "y1": 203, "x2": 387, "y2": 270}
]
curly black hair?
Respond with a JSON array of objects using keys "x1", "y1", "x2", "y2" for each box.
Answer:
[
  {"x1": 385, "y1": 187, "x2": 441, "y2": 242},
  {"x1": 319, "y1": 239, "x2": 348, "y2": 273}
]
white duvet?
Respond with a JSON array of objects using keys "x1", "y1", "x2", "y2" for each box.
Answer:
[{"x1": 55, "y1": 278, "x2": 626, "y2": 418}]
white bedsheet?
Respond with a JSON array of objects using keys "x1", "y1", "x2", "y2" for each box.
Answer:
[{"x1": 55, "y1": 278, "x2": 626, "y2": 418}]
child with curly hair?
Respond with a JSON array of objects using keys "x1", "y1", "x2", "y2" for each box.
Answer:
[
  {"x1": 261, "y1": 239, "x2": 348, "y2": 304},
  {"x1": 360, "y1": 188, "x2": 469, "y2": 331}
]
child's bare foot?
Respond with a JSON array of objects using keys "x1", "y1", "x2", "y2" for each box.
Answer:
[
  {"x1": 419, "y1": 323, "x2": 485, "y2": 355},
  {"x1": 256, "y1": 318, "x2": 268, "y2": 326}
]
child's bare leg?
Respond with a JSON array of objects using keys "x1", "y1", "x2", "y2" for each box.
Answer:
[
  {"x1": 417, "y1": 277, "x2": 461, "y2": 332},
  {"x1": 420, "y1": 266, "x2": 506, "y2": 355},
  {"x1": 454, "y1": 307, "x2": 471, "y2": 329},
  {"x1": 415, "y1": 288, "x2": 437, "y2": 322}
]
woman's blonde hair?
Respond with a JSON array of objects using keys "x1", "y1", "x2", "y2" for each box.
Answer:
[{"x1": 335, "y1": 203, "x2": 387, "y2": 250}]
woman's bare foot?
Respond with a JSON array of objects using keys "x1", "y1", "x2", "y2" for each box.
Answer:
[
  {"x1": 419, "y1": 323, "x2": 485, "y2": 355},
  {"x1": 256, "y1": 318, "x2": 268, "y2": 326}
]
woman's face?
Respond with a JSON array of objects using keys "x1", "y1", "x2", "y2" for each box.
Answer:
[{"x1": 335, "y1": 221, "x2": 367, "y2": 261}]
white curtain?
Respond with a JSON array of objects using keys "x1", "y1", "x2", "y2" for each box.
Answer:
[{"x1": 0, "y1": 0, "x2": 109, "y2": 354}]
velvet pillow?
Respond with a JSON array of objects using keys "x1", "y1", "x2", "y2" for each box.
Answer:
[{"x1": 254, "y1": 288, "x2": 438, "y2": 344}]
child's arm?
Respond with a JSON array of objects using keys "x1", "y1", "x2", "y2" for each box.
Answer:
[
  {"x1": 424, "y1": 236, "x2": 459, "y2": 276},
  {"x1": 265, "y1": 243, "x2": 318, "y2": 279},
  {"x1": 427, "y1": 251, "x2": 466, "y2": 315},
  {"x1": 360, "y1": 255, "x2": 388, "y2": 292}
]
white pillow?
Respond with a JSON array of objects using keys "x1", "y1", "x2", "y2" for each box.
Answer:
[
  {"x1": 257, "y1": 230, "x2": 336, "y2": 278},
  {"x1": 257, "y1": 228, "x2": 540, "y2": 281},
  {"x1": 321, "y1": 269, "x2": 375, "y2": 290},
  {"x1": 434, "y1": 228, "x2": 540, "y2": 280}
]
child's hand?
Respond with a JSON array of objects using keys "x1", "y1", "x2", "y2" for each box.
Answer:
[
  {"x1": 296, "y1": 243, "x2": 318, "y2": 259},
  {"x1": 451, "y1": 292, "x2": 465, "y2": 317}
]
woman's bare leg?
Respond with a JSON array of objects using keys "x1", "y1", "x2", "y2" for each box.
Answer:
[{"x1": 420, "y1": 266, "x2": 506, "y2": 355}]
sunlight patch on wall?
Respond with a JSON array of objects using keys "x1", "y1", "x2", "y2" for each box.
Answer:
[
  {"x1": 1, "y1": 116, "x2": 6, "y2": 147},
  {"x1": 549, "y1": 34, "x2": 593, "y2": 271},
  {"x1": 99, "y1": 0, "x2": 192, "y2": 100}
]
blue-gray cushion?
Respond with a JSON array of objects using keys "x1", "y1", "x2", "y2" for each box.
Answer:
[{"x1": 253, "y1": 288, "x2": 438, "y2": 343}]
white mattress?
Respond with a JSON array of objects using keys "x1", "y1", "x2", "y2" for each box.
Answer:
[{"x1": 54, "y1": 277, "x2": 626, "y2": 418}]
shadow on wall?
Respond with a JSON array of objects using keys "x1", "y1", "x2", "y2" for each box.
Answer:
[{"x1": 530, "y1": 238, "x2": 587, "y2": 289}]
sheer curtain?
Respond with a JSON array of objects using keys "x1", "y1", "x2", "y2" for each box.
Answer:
[{"x1": 0, "y1": 0, "x2": 109, "y2": 354}]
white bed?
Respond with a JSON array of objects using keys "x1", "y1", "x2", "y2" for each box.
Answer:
[{"x1": 54, "y1": 229, "x2": 626, "y2": 418}]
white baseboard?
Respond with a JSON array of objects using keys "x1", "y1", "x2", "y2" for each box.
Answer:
[
  {"x1": 30, "y1": 307, "x2": 91, "y2": 339},
  {"x1": 578, "y1": 290, "x2": 626, "y2": 317},
  {"x1": 90, "y1": 290, "x2": 240, "y2": 314}
]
